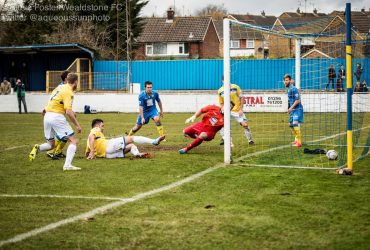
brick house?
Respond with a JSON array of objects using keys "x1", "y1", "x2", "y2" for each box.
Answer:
[
  {"x1": 270, "y1": 8, "x2": 330, "y2": 58},
  {"x1": 214, "y1": 12, "x2": 276, "y2": 58},
  {"x1": 305, "y1": 9, "x2": 370, "y2": 58},
  {"x1": 133, "y1": 9, "x2": 220, "y2": 60}
]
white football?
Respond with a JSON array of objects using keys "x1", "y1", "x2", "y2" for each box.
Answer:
[{"x1": 326, "y1": 150, "x2": 338, "y2": 160}]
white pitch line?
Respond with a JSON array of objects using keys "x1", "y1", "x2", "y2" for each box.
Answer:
[
  {"x1": 0, "y1": 164, "x2": 223, "y2": 247},
  {"x1": 0, "y1": 194, "x2": 127, "y2": 201},
  {"x1": 238, "y1": 163, "x2": 337, "y2": 170},
  {"x1": 0, "y1": 145, "x2": 28, "y2": 152}
]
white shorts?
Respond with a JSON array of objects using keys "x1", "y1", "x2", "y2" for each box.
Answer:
[
  {"x1": 105, "y1": 137, "x2": 126, "y2": 159},
  {"x1": 44, "y1": 112, "x2": 74, "y2": 141},
  {"x1": 231, "y1": 111, "x2": 248, "y2": 123}
]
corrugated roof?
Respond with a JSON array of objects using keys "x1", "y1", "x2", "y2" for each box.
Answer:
[
  {"x1": 137, "y1": 17, "x2": 212, "y2": 42},
  {"x1": 0, "y1": 43, "x2": 94, "y2": 58}
]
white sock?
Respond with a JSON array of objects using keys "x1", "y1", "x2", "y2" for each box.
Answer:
[
  {"x1": 130, "y1": 145, "x2": 140, "y2": 156},
  {"x1": 39, "y1": 143, "x2": 52, "y2": 152},
  {"x1": 244, "y1": 128, "x2": 253, "y2": 141},
  {"x1": 64, "y1": 144, "x2": 76, "y2": 167},
  {"x1": 133, "y1": 136, "x2": 153, "y2": 144},
  {"x1": 220, "y1": 128, "x2": 225, "y2": 139}
]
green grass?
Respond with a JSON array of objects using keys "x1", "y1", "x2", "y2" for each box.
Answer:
[{"x1": 0, "y1": 113, "x2": 369, "y2": 249}]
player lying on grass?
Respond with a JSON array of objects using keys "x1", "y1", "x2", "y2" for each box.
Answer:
[
  {"x1": 284, "y1": 74, "x2": 304, "y2": 147},
  {"x1": 86, "y1": 119, "x2": 165, "y2": 159},
  {"x1": 29, "y1": 73, "x2": 82, "y2": 171},
  {"x1": 179, "y1": 102, "x2": 234, "y2": 154}
]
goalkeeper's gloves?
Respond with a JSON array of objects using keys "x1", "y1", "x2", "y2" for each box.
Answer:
[{"x1": 185, "y1": 115, "x2": 196, "y2": 124}]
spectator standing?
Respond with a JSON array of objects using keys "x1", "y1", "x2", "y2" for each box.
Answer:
[
  {"x1": 354, "y1": 63, "x2": 363, "y2": 92},
  {"x1": 14, "y1": 79, "x2": 27, "y2": 114},
  {"x1": 337, "y1": 64, "x2": 345, "y2": 92},
  {"x1": 326, "y1": 65, "x2": 336, "y2": 91},
  {"x1": 0, "y1": 77, "x2": 11, "y2": 95}
]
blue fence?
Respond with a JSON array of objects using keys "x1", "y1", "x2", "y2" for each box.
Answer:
[{"x1": 94, "y1": 59, "x2": 369, "y2": 90}]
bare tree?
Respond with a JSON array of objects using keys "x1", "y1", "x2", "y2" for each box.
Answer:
[
  {"x1": 46, "y1": 21, "x2": 116, "y2": 59},
  {"x1": 0, "y1": 0, "x2": 9, "y2": 14},
  {"x1": 195, "y1": 4, "x2": 227, "y2": 20},
  {"x1": 0, "y1": 0, "x2": 10, "y2": 42}
]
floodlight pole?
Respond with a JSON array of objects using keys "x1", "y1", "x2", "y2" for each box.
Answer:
[{"x1": 223, "y1": 18, "x2": 231, "y2": 164}]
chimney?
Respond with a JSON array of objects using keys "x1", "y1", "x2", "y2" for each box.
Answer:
[
  {"x1": 360, "y1": 8, "x2": 365, "y2": 14},
  {"x1": 261, "y1": 10, "x2": 266, "y2": 17},
  {"x1": 166, "y1": 7, "x2": 175, "y2": 23}
]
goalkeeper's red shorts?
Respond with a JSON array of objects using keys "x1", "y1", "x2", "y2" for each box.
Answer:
[{"x1": 184, "y1": 122, "x2": 219, "y2": 141}]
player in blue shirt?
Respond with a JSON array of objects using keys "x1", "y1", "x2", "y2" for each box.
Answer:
[
  {"x1": 284, "y1": 74, "x2": 304, "y2": 147},
  {"x1": 128, "y1": 81, "x2": 165, "y2": 138}
]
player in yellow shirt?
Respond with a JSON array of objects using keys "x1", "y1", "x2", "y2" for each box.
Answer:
[
  {"x1": 45, "y1": 70, "x2": 70, "y2": 159},
  {"x1": 218, "y1": 76, "x2": 254, "y2": 145},
  {"x1": 86, "y1": 119, "x2": 165, "y2": 159},
  {"x1": 29, "y1": 73, "x2": 82, "y2": 171}
]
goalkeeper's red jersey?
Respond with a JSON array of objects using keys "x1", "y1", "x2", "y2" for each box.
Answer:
[{"x1": 200, "y1": 105, "x2": 224, "y2": 129}]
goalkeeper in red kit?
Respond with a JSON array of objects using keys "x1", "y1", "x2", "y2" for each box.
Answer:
[{"x1": 179, "y1": 102, "x2": 234, "y2": 154}]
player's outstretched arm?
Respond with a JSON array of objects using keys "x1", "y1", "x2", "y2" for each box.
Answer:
[{"x1": 185, "y1": 109, "x2": 203, "y2": 123}]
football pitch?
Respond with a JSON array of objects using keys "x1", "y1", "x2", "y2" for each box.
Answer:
[{"x1": 0, "y1": 113, "x2": 369, "y2": 249}]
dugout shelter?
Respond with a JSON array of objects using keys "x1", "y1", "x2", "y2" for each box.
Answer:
[{"x1": 0, "y1": 44, "x2": 94, "y2": 91}]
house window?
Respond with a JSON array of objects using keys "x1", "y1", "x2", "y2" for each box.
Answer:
[
  {"x1": 146, "y1": 42, "x2": 189, "y2": 56},
  {"x1": 230, "y1": 40, "x2": 240, "y2": 48},
  {"x1": 246, "y1": 40, "x2": 254, "y2": 49},
  {"x1": 153, "y1": 43, "x2": 167, "y2": 55},
  {"x1": 145, "y1": 43, "x2": 168, "y2": 55},
  {"x1": 301, "y1": 45, "x2": 314, "y2": 54},
  {"x1": 146, "y1": 44, "x2": 153, "y2": 55},
  {"x1": 179, "y1": 43, "x2": 189, "y2": 54}
]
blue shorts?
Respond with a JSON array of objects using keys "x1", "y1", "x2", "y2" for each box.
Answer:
[
  {"x1": 136, "y1": 109, "x2": 159, "y2": 125},
  {"x1": 289, "y1": 109, "x2": 304, "y2": 126}
]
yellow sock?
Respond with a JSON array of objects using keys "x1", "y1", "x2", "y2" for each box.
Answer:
[
  {"x1": 128, "y1": 129, "x2": 135, "y2": 136},
  {"x1": 291, "y1": 128, "x2": 297, "y2": 141},
  {"x1": 293, "y1": 126, "x2": 302, "y2": 144},
  {"x1": 46, "y1": 148, "x2": 55, "y2": 154},
  {"x1": 156, "y1": 125, "x2": 165, "y2": 136},
  {"x1": 47, "y1": 139, "x2": 60, "y2": 154},
  {"x1": 54, "y1": 140, "x2": 67, "y2": 155}
]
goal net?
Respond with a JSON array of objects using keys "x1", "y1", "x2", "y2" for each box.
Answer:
[{"x1": 223, "y1": 16, "x2": 369, "y2": 169}]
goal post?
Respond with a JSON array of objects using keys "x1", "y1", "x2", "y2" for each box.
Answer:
[{"x1": 223, "y1": 18, "x2": 231, "y2": 164}]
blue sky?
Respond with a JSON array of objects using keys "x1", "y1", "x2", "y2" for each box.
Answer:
[{"x1": 142, "y1": 0, "x2": 369, "y2": 17}]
